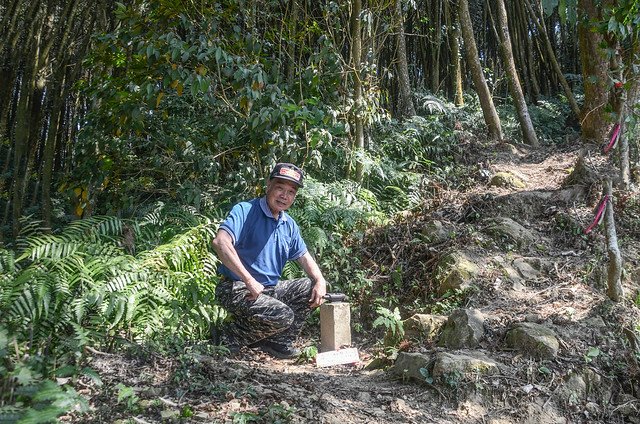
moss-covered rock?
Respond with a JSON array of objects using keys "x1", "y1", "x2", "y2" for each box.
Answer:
[
  {"x1": 434, "y1": 251, "x2": 480, "y2": 295},
  {"x1": 438, "y1": 309, "x2": 485, "y2": 349},
  {"x1": 484, "y1": 217, "x2": 537, "y2": 249},
  {"x1": 431, "y1": 351, "x2": 501, "y2": 381},
  {"x1": 506, "y1": 322, "x2": 559, "y2": 359},
  {"x1": 420, "y1": 220, "x2": 452, "y2": 244},
  {"x1": 490, "y1": 171, "x2": 526, "y2": 189},
  {"x1": 403, "y1": 314, "x2": 448, "y2": 341},
  {"x1": 391, "y1": 352, "x2": 432, "y2": 382}
]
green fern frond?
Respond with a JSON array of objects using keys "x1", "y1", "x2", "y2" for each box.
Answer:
[
  {"x1": 62, "y1": 215, "x2": 125, "y2": 240},
  {"x1": 12, "y1": 288, "x2": 37, "y2": 320},
  {"x1": 138, "y1": 224, "x2": 215, "y2": 272},
  {"x1": 282, "y1": 261, "x2": 302, "y2": 280},
  {"x1": 0, "y1": 249, "x2": 18, "y2": 275},
  {"x1": 303, "y1": 227, "x2": 329, "y2": 256},
  {"x1": 202, "y1": 252, "x2": 219, "y2": 275},
  {"x1": 1, "y1": 210, "x2": 221, "y2": 353},
  {"x1": 105, "y1": 271, "x2": 146, "y2": 293},
  {"x1": 16, "y1": 215, "x2": 48, "y2": 240},
  {"x1": 16, "y1": 235, "x2": 80, "y2": 262}
]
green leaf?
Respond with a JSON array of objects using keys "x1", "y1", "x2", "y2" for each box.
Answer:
[
  {"x1": 81, "y1": 368, "x2": 103, "y2": 387},
  {"x1": 17, "y1": 405, "x2": 65, "y2": 424},
  {"x1": 586, "y1": 347, "x2": 600, "y2": 358},
  {"x1": 199, "y1": 78, "x2": 209, "y2": 93},
  {"x1": 15, "y1": 366, "x2": 36, "y2": 386},
  {"x1": 542, "y1": 0, "x2": 559, "y2": 16},
  {"x1": 116, "y1": 383, "x2": 135, "y2": 403},
  {"x1": 538, "y1": 366, "x2": 551, "y2": 375},
  {"x1": 54, "y1": 365, "x2": 79, "y2": 378}
]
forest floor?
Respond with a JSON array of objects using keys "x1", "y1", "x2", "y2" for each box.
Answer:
[{"x1": 68, "y1": 139, "x2": 640, "y2": 423}]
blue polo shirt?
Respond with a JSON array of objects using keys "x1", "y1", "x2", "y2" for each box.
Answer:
[{"x1": 218, "y1": 197, "x2": 307, "y2": 287}]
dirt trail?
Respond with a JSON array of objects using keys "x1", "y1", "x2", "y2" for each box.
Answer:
[{"x1": 78, "y1": 143, "x2": 640, "y2": 424}]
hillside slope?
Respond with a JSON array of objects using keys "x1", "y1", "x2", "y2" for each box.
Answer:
[{"x1": 76, "y1": 141, "x2": 640, "y2": 424}]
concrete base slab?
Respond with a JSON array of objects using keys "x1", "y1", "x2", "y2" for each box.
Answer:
[{"x1": 316, "y1": 348, "x2": 360, "y2": 367}]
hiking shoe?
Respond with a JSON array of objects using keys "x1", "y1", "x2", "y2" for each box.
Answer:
[{"x1": 255, "y1": 340, "x2": 300, "y2": 359}]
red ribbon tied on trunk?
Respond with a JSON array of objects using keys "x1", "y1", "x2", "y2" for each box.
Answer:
[
  {"x1": 584, "y1": 195, "x2": 610, "y2": 234},
  {"x1": 604, "y1": 123, "x2": 621, "y2": 154}
]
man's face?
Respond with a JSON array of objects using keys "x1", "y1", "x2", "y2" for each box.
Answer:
[{"x1": 266, "y1": 178, "x2": 299, "y2": 216}]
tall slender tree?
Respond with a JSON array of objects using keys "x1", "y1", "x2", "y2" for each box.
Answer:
[
  {"x1": 351, "y1": 0, "x2": 365, "y2": 182},
  {"x1": 446, "y1": 0, "x2": 464, "y2": 106},
  {"x1": 458, "y1": 0, "x2": 502, "y2": 139},
  {"x1": 494, "y1": 0, "x2": 539, "y2": 146},
  {"x1": 394, "y1": 0, "x2": 416, "y2": 119},
  {"x1": 1, "y1": 0, "x2": 105, "y2": 234},
  {"x1": 577, "y1": 0, "x2": 612, "y2": 143},
  {"x1": 430, "y1": 0, "x2": 443, "y2": 93},
  {"x1": 523, "y1": 0, "x2": 581, "y2": 120}
]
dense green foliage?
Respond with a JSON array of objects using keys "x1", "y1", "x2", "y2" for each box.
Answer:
[
  {"x1": 74, "y1": 1, "x2": 346, "y2": 216},
  {"x1": 0, "y1": 327, "x2": 90, "y2": 422},
  {"x1": 2, "y1": 0, "x2": 640, "y2": 421},
  {"x1": 1, "y1": 209, "x2": 219, "y2": 355}
]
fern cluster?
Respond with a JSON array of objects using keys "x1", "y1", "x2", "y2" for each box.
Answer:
[{"x1": 0, "y1": 209, "x2": 221, "y2": 359}]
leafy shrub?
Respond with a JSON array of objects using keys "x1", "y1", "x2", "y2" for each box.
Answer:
[
  {"x1": 288, "y1": 179, "x2": 381, "y2": 292},
  {"x1": 372, "y1": 115, "x2": 459, "y2": 174},
  {"x1": 0, "y1": 327, "x2": 89, "y2": 423},
  {"x1": 0, "y1": 208, "x2": 221, "y2": 360},
  {"x1": 497, "y1": 96, "x2": 574, "y2": 144},
  {"x1": 76, "y1": 1, "x2": 345, "y2": 217},
  {"x1": 372, "y1": 306, "x2": 404, "y2": 343},
  {"x1": 528, "y1": 97, "x2": 575, "y2": 143}
]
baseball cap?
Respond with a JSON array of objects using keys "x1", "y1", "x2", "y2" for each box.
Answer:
[{"x1": 269, "y1": 163, "x2": 304, "y2": 188}]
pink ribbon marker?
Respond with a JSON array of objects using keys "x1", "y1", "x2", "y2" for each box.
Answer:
[
  {"x1": 604, "y1": 123, "x2": 621, "y2": 154},
  {"x1": 584, "y1": 195, "x2": 610, "y2": 234}
]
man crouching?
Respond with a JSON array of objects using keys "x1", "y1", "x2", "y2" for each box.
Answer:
[{"x1": 211, "y1": 163, "x2": 327, "y2": 358}]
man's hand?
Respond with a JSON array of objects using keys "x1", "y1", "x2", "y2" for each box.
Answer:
[
  {"x1": 245, "y1": 278, "x2": 264, "y2": 301},
  {"x1": 309, "y1": 279, "x2": 327, "y2": 308},
  {"x1": 213, "y1": 230, "x2": 265, "y2": 301}
]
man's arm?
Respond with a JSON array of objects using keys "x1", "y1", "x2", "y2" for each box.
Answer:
[
  {"x1": 296, "y1": 251, "x2": 327, "y2": 308},
  {"x1": 211, "y1": 229, "x2": 264, "y2": 300}
]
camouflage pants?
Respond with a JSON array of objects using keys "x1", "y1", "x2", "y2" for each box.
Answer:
[{"x1": 215, "y1": 278, "x2": 314, "y2": 347}]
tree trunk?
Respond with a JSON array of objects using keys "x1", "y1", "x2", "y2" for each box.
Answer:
[
  {"x1": 11, "y1": 16, "x2": 43, "y2": 236},
  {"x1": 394, "y1": 0, "x2": 415, "y2": 119},
  {"x1": 508, "y1": 1, "x2": 532, "y2": 102},
  {"x1": 494, "y1": 0, "x2": 539, "y2": 146},
  {"x1": 458, "y1": 0, "x2": 502, "y2": 139},
  {"x1": 604, "y1": 179, "x2": 623, "y2": 302},
  {"x1": 418, "y1": 35, "x2": 429, "y2": 91},
  {"x1": 0, "y1": 0, "x2": 21, "y2": 40},
  {"x1": 446, "y1": 0, "x2": 464, "y2": 106},
  {"x1": 0, "y1": 0, "x2": 29, "y2": 138},
  {"x1": 517, "y1": 1, "x2": 540, "y2": 102},
  {"x1": 578, "y1": 0, "x2": 611, "y2": 143},
  {"x1": 430, "y1": 0, "x2": 442, "y2": 93},
  {"x1": 285, "y1": 0, "x2": 298, "y2": 86},
  {"x1": 614, "y1": 33, "x2": 640, "y2": 189},
  {"x1": 41, "y1": 70, "x2": 68, "y2": 228},
  {"x1": 350, "y1": 0, "x2": 365, "y2": 182},
  {"x1": 618, "y1": 115, "x2": 630, "y2": 189}
]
